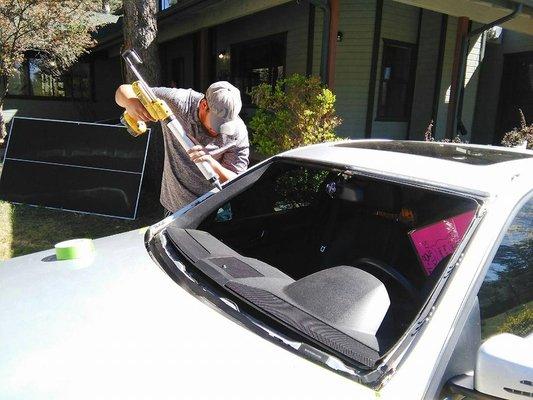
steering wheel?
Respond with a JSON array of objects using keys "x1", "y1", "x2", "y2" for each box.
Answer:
[{"x1": 352, "y1": 257, "x2": 419, "y2": 302}]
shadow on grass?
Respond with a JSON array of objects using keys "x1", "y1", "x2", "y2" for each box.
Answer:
[{"x1": 1, "y1": 191, "x2": 163, "y2": 260}]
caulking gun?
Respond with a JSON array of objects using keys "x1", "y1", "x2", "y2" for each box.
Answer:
[{"x1": 120, "y1": 49, "x2": 222, "y2": 191}]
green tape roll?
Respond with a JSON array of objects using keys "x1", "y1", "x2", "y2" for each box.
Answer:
[{"x1": 55, "y1": 239, "x2": 95, "y2": 260}]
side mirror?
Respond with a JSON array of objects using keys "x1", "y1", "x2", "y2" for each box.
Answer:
[
  {"x1": 447, "y1": 333, "x2": 533, "y2": 399},
  {"x1": 476, "y1": 333, "x2": 532, "y2": 398}
]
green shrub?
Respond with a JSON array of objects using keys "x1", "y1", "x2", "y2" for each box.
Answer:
[
  {"x1": 502, "y1": 109, "x2": 533, "y2": 150},
  {"x1": 249, "y1": 74, "x2": 341, "y2": 156},
  {"x1": 499, "y1": 306, "x2": 533, "y2": 337}
]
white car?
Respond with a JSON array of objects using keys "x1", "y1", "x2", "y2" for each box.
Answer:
[{"x1": 1, "y1": 140, "x2": 531, "y2": 400}]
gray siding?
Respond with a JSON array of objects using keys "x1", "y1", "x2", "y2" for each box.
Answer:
[
  {"x1": 312, "y1": 7, "x2": 324, "y2": 78},
  {"x1": 157, "y1": 0, "x2": 293, "y2": 42},
  {"x1": 333, "y1": 0, "x2": 376, "y2": 137},
  {"x1": 371, "y1": 0, "x2": 419, "y2": 139}
]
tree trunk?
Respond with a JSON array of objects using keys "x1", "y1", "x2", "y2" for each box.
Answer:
[
  {"x1": 123, "y1": 0, "x2": 161, "y2": 85},
  {"x1": 123, "y1": 0, "x2": 163, "y2": 205}
]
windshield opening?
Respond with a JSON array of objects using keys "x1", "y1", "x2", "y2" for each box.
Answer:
[{"x1": 164, "y1": 160, "x2": 479, "y2": 372}]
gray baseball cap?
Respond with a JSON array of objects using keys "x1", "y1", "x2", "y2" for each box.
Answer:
[{"x1": 205, "y1": 81, "x2": 242, "y2": 136}]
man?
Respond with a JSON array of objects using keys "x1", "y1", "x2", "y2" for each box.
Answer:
[{"x1": 115, "y1": 81, "x2": 249, "y2": 215}]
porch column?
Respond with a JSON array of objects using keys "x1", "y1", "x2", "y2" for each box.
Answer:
[
  {"x1": 327, "y1": 0, "x2": 339, "y2": 88},
  {"x1": 194, "y1": 28, "x2": 211, "y2": 92},
  {"x1": 445, "y1": 16, "x2": 469, "y2": 139}
]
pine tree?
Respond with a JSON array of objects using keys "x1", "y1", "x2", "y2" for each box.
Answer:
[{"x1": 123, "y1": 0, "x2": 163, "y2": 193}]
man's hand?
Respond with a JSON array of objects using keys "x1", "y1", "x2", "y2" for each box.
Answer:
[
  {"x1": 188, "y1": 145, "x2": 214, "y2": 165},
  {"x1": 125, "y1": 98, "x2": 156, "y2": 122},
  {"x1": 187, "y1": 145, "x2": 237, "y2": 183},
  {"x1": 115, "y1": 84, "x2": 155, "y2": 122}
]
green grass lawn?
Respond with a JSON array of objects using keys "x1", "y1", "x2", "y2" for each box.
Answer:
[
  {"x1": 0, "y1": 200, "x2": 161, "y2": 260},
  {"x1": 481, "y1": 301, "x2": 533, "y2": 339}
]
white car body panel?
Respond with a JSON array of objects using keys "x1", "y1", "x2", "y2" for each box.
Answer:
[
  {"x1": 382, "y1": 175, "x2": 532, "y2": 399},
  {"x1": 0, "y1": 230, "x2": 373, "y2": 400},
  {"x1": 284, "y1": 140, "x2": 531, "y2": 196},
  {"x1": 1, "y1": 140, "x2": 532, "y2": 399}
]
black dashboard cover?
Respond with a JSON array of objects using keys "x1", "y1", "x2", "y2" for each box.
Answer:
[{"x1": 166, "y1": 227, "x2": 389, "y2": 367}]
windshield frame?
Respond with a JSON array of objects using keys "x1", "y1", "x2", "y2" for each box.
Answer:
[{"x1": 145, "y1": 157, "x2": 486, "y2": 388}]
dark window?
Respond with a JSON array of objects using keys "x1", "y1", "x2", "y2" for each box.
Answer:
[
  {"x1": 377, "y1": 40, "x2": 416, "y2": 121},
  {"x1": 335, "y1": 141, "x2": 533, "y2": 165},
  {"x1": 7, "y1": 64, "x2": 30, "y2": 96},
  {"x1": 168, "y1": 57, "x2": 184, "y2": 88},
  {"x1": 7, "y1": 58, "x2": 92, "y2": 100},
  {"x1": 160, "y1": 0, "x2": 177, "y2": 10},
  {"x1": 479, "y1": 198, "x2": 532, "y2": 340},
  {"x1": 495, "y1": 51, "x2": 533, "y2": 144},
  {"x1": 229, "y1": 33, "x2": 286, "y2": 105},
  {"x1": 211, "y1": 164, "x2": 328, "y2": 223},
  {"x1": 67, "y1": 63, "x2": 92, "y2": 100}
]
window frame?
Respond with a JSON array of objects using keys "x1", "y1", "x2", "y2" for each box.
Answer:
[
  {"x1": 420, "y1": 191, "x2": 532, "y2": 399},
  {"x1": 376, "y1": 38, "x2": 417, "y2": 122},
  {"x1": 477, "y1": 195, "x2": 532, "y2": 340},
  {"x1": 159, "y1": 0, "x2": 178, "y2": 11},
  {"x1": 152, "y1": 157, "x2": 487, "y2": 389},
  {"x1": 5, "y1": 57, "x2": 94, "y2": 101},
  {"x1": 229, "y1": 32, "x2": 288, "y2": 106},
  {"x1": 478, "y1": 191, "x2": 533, "y2": 288}
]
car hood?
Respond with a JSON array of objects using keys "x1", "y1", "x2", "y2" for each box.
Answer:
[{"x1": 0, "y1": 228, "x2": 369, "y2": 400}]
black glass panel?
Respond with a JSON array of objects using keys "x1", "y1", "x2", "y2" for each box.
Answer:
[
  {"x1": 6, "y1": 118, "x2": 149, "y2": 173},
  {"x1": 0, "y1": 118, "x2": 149, "y2": 219},
  {"x1": 0, "y1": 159, "x2": 140, "y2": 218}
]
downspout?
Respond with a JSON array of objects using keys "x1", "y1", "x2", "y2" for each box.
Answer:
[
  {"x1": 327, "y1": 0, "x2": 339, "y2": 88},
  {"x1": 454, "y1": 3, "x2": 523, "y2": 138},
  {"x1": 307, "y1": 0, "x2": 330, "y2": 84}
]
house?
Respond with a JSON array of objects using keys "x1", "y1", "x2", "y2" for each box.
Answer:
[{"x1": 5, "y1": 0, "x2": 533, "y2": 146}]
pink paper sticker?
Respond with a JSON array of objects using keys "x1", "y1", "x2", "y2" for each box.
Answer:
[{"x1": 409, "y1": 210, "x2": 475, "y2": 276}]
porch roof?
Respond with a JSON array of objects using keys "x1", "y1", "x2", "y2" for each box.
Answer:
[{"x1": 393, "y1": 0, "x2": 533, "y2": 35}]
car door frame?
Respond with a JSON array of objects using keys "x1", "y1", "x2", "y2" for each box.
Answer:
[{"x1": 422, "y1": 188, "x2": 533, "y2": 399}]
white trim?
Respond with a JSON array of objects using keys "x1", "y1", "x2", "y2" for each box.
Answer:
[
  {"x1": 5, "y1": 157, "x2": 142, "y2": 175},
  {"x1": 132, "y1": 128, "x2": 152, "y2": 219},
  {"x1": 8, "y1": 201, "x2": 135, "y2": 220},
  {"x1": 13, "y1": 116, "x2": 132, "y2": 130},
  {"x1": 1, "y1": 117, "x2": 16, "y2": 168}
]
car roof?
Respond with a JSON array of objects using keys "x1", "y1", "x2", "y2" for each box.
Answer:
[{"x1": 281, "y1": 140, "x2": 533, "y2": 198}]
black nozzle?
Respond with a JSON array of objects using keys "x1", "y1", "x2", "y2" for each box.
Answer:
[{"x1": 208, "y1": 176, "x2": 222, "y2": 191}]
